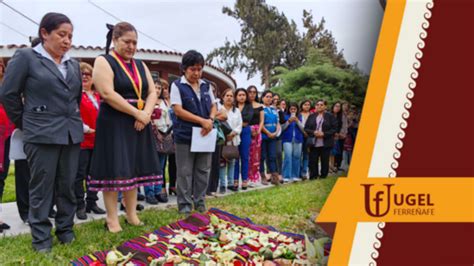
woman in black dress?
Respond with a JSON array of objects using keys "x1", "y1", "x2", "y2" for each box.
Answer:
[
  {"x1": 246, "y1": 86, "x2": 265, "y2": 185},
  {"x1": 89, "y1": 22, "x2": 162, "y2": 233}
]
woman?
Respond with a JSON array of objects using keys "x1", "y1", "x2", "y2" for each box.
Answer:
[
  {"x1": 0, "y1": 57, "x2": 14, "y2": 233},
  {"x1": 233, "y1": 88, "x2": 253, "y2": 191},
  {"x1": 0, "y1": 13, "x2": 83, "y2": 252},
  {"x1": 273, "y1": 97, "x2": 285, "y2": 181},
  {"x1": 246, "y1": 85, "x2": 265, "y2": 185},
  {"x1": 329, "y1": 102, "x2": 343, "y2": 173},
  {"x1": 74, "y1": 62, "x2": 106, "y2": 220},
  {"x1": 162, "y1": 81, "x2": 178, "y2": 197},
  {"x1": 281, "y1": 102, "x2": 305, "y2": 182},
  {"x1": 219, "y1": 89, "x2": 242, "y2": 193},
  {"x1": 260, "y1": 91, "x2": 281, "y2": 185},
  {"x1": 145, "y1": 78, "x2": 172, "y2": 205},
  {"x1": 89, "y1": 22, "x2": 162, "y2": 233},
  {"x1": 207, "y1": 82, "x2": 227, "y2": 197},
  {"x1": 170, "y1": 50, "x2": 217, "y2": 216},
  {"x1": 304, "y1": 100, "x2": 337, "y2": 179},
  {"x1": 299, "y1": 100, "x2": 312, "y2": 179}
]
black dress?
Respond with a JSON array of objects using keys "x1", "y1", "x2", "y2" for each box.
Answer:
[{"x1": 88, "y1": 54, "x2": 162, "y2": 191}]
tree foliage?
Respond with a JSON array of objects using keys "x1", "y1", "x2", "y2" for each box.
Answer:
[
  {"x1": 272, "y1": 48, "x2": 368, "y2": 107},
  {"x1": 207, "y1": 0, "x2": 294, "y2": 88},
  {"x1": 208, "y1": 0, "x2": 349, "y2": 89}
]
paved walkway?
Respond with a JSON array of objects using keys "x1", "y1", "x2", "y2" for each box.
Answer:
[{"x1": 0, "y1": 183, "x2": 271, "y2": 237}]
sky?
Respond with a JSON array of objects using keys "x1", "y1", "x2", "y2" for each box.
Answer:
[{"x1": 0, "y1": 0, "x2": 384, "y2": 89}]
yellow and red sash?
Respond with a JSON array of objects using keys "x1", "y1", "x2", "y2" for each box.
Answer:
[{"x1": 110, "y1": 50, "x2": 144, "y2": 110}]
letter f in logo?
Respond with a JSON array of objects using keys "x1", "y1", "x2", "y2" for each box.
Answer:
[{"x1": 362, "y1": 184, "x2": 393, "y2": 217}]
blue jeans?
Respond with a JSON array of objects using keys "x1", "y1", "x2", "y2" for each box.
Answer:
[
  {"x1": 144, "y1": 153, "x2": 167, "y2": 196},
  {"x1": 219, "y1": 159, "x2": 235, "y2": 188},
  {"x1": 260, "y1": 138, "x2": 277, "y2": 174},
  {"x1": 301, "y1": 138, "x2": 309, "y2": 177},
  {"x1": 234, "y1": 126, "x2": 251, "y2": 183},
  {"x1": 283, "y1": 141, "x2": 302, "y2": 180}
]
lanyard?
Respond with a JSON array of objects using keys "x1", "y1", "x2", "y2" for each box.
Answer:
[
  {"x1": 316, "y1": 115, "x2": 324, "y2": 131},
  {"x1": 110, "y1": 51, "x2": 144, "y2": 110}
]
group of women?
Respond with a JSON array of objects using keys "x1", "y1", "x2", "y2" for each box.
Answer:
[
  {"x1": 211, "y1": 88, "x2": 356, "y2": 196},
  {"x1": 0, "y1": 12, "x2": 357, "y2": 252}
]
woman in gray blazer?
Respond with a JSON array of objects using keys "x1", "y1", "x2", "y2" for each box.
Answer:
[{"x1": 0, "y1": 13, "x2": 83, "y2": 253}]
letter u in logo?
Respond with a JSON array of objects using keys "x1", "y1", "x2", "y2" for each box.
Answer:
[{"x1": 362, "y1": 184, "x2": 394, "y2": 217}]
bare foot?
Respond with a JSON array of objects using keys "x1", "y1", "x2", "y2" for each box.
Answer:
[
  {"x1": 106, "y1": 220, "x2": 122, "y2": 233},
  {"x1": 125, "y1": 215, "x2": 142, "y2": 226}
]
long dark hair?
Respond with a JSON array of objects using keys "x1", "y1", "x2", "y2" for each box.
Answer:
[
  {"x1": 105, "y1": 22, "x2": 137, "y2": 54},
  {"x1": 300, "y1": 99, "x2": 312, "y2": 112},
  {"x1": 331, "y1": 101, "x2": 343, "y2": 120},
  {"x1": 286, "y1": 102, "x2": 300, "y2": 116},
  {"x1": 31, "y1": 12, "x2": 72, "y2": 47},
  {"x1": 234, "y1": 88, "x2": 249, "y2": 105},
  {"x1": 246, "y1": 85, "x2": 259, "y2": 102}
]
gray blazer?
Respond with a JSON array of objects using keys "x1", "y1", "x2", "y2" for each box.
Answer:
[{"x1": 0, "y1": 48, "x2": 84, "y2": 145}]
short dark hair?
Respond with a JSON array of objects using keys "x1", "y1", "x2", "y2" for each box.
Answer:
[
  {"x1": 181, "y1": 50, "x2": 205, "y2": 72},
  {"x1": 316, "y1": 99, "x2": 327, "y2": 106},
  {"x1": 36, "y1": 12, "x2": 72, "y2": 46}
]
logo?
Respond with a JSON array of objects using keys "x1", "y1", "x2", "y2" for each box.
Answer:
[{"x1": 362, "y1": 184, "x2": 435, "y2": 217}]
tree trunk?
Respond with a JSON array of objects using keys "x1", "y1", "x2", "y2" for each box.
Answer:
[{"x1": 263, "y1": 64, "x2": 270, "y2": 89}]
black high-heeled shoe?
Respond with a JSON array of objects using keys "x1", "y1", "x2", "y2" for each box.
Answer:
[
  {"x1": 0, "y1": 223, "x2": 11, "y2": 230},
  {"x1": 120, "y1": 203, "x2": 144, "y2": 212},
  {"x1": 168, "y1": 187, "x2": 177, "y2": 196}
]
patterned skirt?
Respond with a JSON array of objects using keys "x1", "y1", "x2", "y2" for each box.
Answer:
[{"x1": 248, "y1": 124, "x2": 262, "y2": 182}]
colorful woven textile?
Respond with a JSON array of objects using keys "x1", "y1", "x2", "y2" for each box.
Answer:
[{"x1": 72, "y1": 208, "x2": 328, "y2": 265}]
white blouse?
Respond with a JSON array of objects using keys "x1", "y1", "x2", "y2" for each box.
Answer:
[
  {"x1": 153, "y1": 100, "x2": 172, "y2": 133},
  {"x1": 220, "y1": 105, "x2": 243, "y2": 146}
]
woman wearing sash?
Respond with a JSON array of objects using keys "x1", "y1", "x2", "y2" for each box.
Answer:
[{"x1": 89, "y1": 22, "x2": 162, "y2": 233}]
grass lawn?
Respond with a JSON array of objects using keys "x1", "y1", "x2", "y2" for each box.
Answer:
[{"x1": 0, "y1": 177, "x2": 337, "y2": 265}]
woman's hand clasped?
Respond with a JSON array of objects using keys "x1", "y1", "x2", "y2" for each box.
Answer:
[
  {"x1": 134, "y1": 110, "x2": 151, "y2": 131},
  {"x1": 200, "y1": 118, "x2": 213, "y2": 136},
  {"x1": 135, "y1": 110, "x2": 151, "y2": 125}
]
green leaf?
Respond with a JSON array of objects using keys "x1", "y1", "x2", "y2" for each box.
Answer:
[{"x1": 304, "y1": 233, "x2": 316, "y2": 260}]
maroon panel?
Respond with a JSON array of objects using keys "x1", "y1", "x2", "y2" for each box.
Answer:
[
  {"x1": 376, "y1": 0, "x2": 474, "y2": 265},
  {"x1": 394, "y1": 0, "x2": 474, "y2": 178}
]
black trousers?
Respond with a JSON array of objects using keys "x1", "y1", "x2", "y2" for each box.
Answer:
[
  {"x1": 24, "y1": 142, "x2": 80, "y2": 250},
  {"x1": 74, "y1": 149, "x2": 99, "y2": 210},
  {"x1": 0, "y1": 136, "x2": 11, "y2": 202},
  {"x1": 309, "y1": 146, "x2": 331, "y2": 179},
  {"x1": 15, "y1": 159, "x2": 31, "y2": 221},
  {"x1": 275, "y1": 139, "x2": 283, "y2": 174},
  {"x1": 207, "y1": 144, "x2": 221, "y2": 194},
  {"x1": 168, "y1": 153, "x2": 177, "y2": 188}
]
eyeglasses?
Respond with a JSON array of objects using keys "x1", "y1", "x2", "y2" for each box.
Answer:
[{"x1": 82, "y1": 72, "x2": 92, "y2": 77}]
